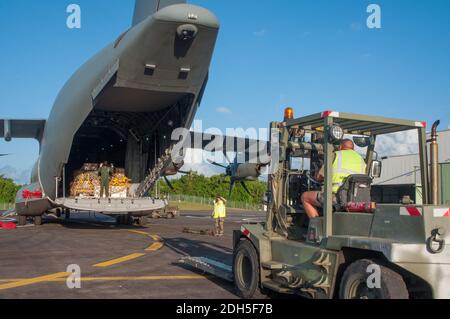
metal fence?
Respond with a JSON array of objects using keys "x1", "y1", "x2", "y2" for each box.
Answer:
[
  {"x1": 0, "y1": 202, "x2": 14, "y2": 211},
  {"x1": 168, "y1": 194, "x2": 263, "y2": 211}
]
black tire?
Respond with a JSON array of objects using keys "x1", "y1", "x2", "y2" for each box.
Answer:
[
  {"x1": 18, "y1": 215, "x2": 27, "y2": 226},
  {"x1": 138, "y1": 216, "x2": 148, "y2": 226},
  {"x1": 65, "y1": 210, "x2": 71, "y2": 220},
  {"x1": 34, "y1": 215, "x2": 43, "y2": 226},
  {"x1": 339, "y1": 259, "x2": 409, "y2": 299},
  {"x1": 55, "y1": 208, "x2": 62, "y2": 218},
  {"x1": 166, "y1": 212, "x2": 174, "y2": 219},
  {"x1": 126, "y1": 215, "x2": 134, "y2": 226},
  {"x1": 116, "y1": 215, "x2": 125, "y2": 225},
  {"x1": 233, "y1": 239, "x2": 267, "y2": 299}
]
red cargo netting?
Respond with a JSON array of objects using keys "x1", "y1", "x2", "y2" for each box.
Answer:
[{"x1": 22, "y1": 190, "x2": 43, "y2": 200}]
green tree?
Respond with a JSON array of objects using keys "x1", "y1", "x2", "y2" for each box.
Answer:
[
  {"x1": 157, "y1": 172, "x2": 267, "y2": 204},
  {"x1": 0, "y1": 176, "x2": 20, "y2": 203}
]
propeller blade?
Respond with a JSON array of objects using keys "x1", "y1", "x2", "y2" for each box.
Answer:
[
  {"x1": 163, "y1": 176, "x2": 175, "y2": 191},
  {"x1": 224, "y1": 152, "x2": 233, "y2": 164},
  {"x1": 240, "y1": 181, "x2": 253, "y2": 196},
  {"x1": 229, "y1": 180, "x2": 235, "y2": 198},
  {"x1": 207, "y1": 159, "x2": 228, "y2": 169},
  {"x1": 178, "y1": 170, "x2": 190, "y2": 175},
  {"x1": 0, "y1": 154, "x2": 10, "y2": 157}
]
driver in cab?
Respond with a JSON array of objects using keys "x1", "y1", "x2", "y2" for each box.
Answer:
[{"x1": 301, "y1": 139, "x2": 366, "y2": 219}]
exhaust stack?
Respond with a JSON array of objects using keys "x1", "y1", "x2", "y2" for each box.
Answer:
[{"x1": 430, "y1": 120, "x2": 440, "y2": 205}]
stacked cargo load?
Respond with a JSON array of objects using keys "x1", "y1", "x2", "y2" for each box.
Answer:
[
  {"x1": 110, "y1": 168, "x2": 131, "y2": 198},
  {"x1": 70, "y1": 164, "x2": 131, "y2": 198}
]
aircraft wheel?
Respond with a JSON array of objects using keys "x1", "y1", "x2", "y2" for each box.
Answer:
[
  {"x1": 55, "y1": 208, "x2": 62, "y2": 218},
  {"x1": 116, "y1": 215, "x2": 124, "y2": 225},
  {"x1": 339, "y1": 259, "x2": 409, "y2": 299},
  {"x1": 138, "y1": 216, "x2": 148, "y2": 227},
  {"x1": 34, "y1": 216, "x2": 43, "y2": 226},
  {"x1": 125, "y1": 215, "x2": 134, "y2": 226},
  {"x1": 18, "y1": 215, "x2": 27, "y2": 226},
  {"x1": 166, "y1": 212, "x2": 175, "y2": 219},
  {"x1": 233, "y1": 239, "x2": 267, "y2": 299},
  {"x1": 151, "y1": 212, "x2": 160, "y2": 219}
]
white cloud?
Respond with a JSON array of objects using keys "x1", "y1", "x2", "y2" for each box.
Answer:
[
  {"x1": 216, "y1": 107, "x2": 232, "y2": 114},
  {"x1": 0, "y1": 165, "x2": 31, "y2": 185},
  {"x1": 253, "y1": 29, "x2": 266, "y2": 37},
  {"x1": 376, "y1": 130, "x2": 419, "y2": 157},
  {"x1": 177, "y1": 149, "x2": 224, "y2": 177}
]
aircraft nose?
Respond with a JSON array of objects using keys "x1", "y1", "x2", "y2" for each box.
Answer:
[{"x1": 153, "y1": 4, "x2": 220, "y2": 29}]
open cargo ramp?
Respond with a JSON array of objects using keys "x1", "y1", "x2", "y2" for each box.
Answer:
[{"x1": 55, "y1": 197, "x2": 166, "y2": 214}]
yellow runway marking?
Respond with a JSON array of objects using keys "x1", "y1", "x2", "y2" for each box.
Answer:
[
  {"x1": 128, "y1": 230, "x2": 151, "y2": 236},
  {"x1": 93, "y1": 253, "x2": 146, "y2": 267},
  {"x1": 150, "y1": 234, "x2": 162, "y2": 241},
  {"x1": 0, "y1": 275, "x2": 207, "y2": 284},
  {"x1": 0, "y1": 272, "x2": 69, "y2": 290},
  {"x1": 127, "y1": 230, "x2": 165, "y2": 252},
  {"x1": 146, "y1": 242, "x2": 164, "y2": 251}
]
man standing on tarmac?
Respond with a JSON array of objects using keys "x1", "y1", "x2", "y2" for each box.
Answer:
[
  {"x1": 98, "y1": 161, "x2": 113, "y2": 198},
  {"x1": 212, "y1": 195, "x2": 227, "y2": 237}
]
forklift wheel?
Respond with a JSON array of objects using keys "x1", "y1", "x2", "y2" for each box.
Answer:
[
  {"x1": 339, "y1": 259, "x2": 409, "y2": 299},
  {"x1": 18, "y1": 215, "x2": 27, "y2": 226},
  {"x1": 233, "y1": 239, "x2": 267, "y2": 299},
  {"x1": 34, "y1": 216, "x2": 43, "y2": 226}
]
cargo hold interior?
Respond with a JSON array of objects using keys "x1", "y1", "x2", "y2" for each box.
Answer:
[{"x1": 63, "y1": 90, "x2": 195, "y2": 196}]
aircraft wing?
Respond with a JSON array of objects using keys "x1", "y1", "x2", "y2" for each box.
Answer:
[
  {"x1": 185, "y1": 131, "x2": 271, "y2": 160},
  {"x1": 0, "y1": 119, "x2": 46, "y2": 142}
]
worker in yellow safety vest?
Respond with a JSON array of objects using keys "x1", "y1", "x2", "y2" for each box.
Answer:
[
  {"x1": 301, "y1": 139, "x2": 366, "y2": 219},
  {"x1": 212, "y1": 195, "x2": 227, "y2": 237}
]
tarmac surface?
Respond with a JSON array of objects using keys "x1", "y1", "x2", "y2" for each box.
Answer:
[{"x1": 0, "y1": 210, "x2": 265, "y2": 299}]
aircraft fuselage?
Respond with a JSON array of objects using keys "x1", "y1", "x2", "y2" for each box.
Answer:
[{"x1": 15, "y1": 4, "x2": 219, "y2": 216}]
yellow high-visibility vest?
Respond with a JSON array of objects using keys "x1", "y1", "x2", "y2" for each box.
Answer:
[
  {"x1": 213, "y1": 201, "x2": 226, "y2": 219},
  {"x1": 332, "y1": 150, "x2": 366, "y2": 193}
]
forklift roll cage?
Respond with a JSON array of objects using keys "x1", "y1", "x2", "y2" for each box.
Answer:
[{"x1": 270, "y1": 111, "x2": 430, "y2": 238}]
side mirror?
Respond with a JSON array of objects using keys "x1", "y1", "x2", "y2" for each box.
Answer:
[{"x1": 370, "y1": 160, "x2": 382, "y2": 179}]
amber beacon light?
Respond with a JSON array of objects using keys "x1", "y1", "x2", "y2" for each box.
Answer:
[{"x1": 284, "y1": 107, "x2": 294, "y2": 121}]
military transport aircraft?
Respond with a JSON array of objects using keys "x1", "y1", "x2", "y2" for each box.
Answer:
[{"x1": 0, "y1": 0, "x2": 268, "y2": 226}]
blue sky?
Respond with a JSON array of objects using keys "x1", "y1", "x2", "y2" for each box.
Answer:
[{"x1": 1, "y1": 0, "x2": 450, "y2": 180}]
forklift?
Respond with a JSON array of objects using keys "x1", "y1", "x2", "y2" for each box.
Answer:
[{"x1": 231, "y1": 109, "x2": 449, "y2": 299}]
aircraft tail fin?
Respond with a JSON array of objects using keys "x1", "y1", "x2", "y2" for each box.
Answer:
[{"x1": 132, "y1": 0, "x2": 186, "y2": 26}]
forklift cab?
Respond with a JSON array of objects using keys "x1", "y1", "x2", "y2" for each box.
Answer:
[{"x1": 269, "y1": 110, "x2": 428, "y2": 244}]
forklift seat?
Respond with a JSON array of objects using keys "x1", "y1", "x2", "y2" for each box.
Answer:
[{"x1": 335, "y1": 174, "x2": 374, "y2": 213}]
